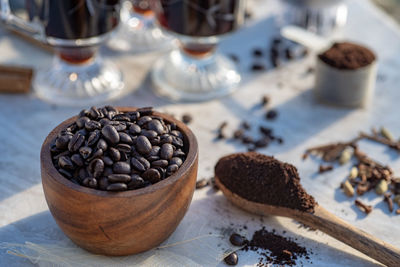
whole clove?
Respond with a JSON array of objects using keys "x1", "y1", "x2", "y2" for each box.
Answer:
[{"x1": 355, "y1": 199, "x2": 372, "y2": 214}]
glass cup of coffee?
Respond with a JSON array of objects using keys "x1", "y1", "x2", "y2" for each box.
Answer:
[
  {"x1": 150, "y1": 0, "x2": 246, "y2": 101},
  {"x1": 1, "y1": 0, "x2": 125, "y2": 106},
  {"x1": 110, "y1": 0, "x2": 173, "y2": 52}
]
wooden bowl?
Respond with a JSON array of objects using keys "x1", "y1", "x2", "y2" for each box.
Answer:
[{"x1": 40, "y1": 107, "x2": 198, "y2": 256}]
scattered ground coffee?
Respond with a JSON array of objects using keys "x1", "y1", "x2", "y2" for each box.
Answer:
[
  {"x1": 242, "y1": 227, "x2": 309, "y2": 266},
  {"x1": 50, "y1": 106, "x2": 187, "y2": 191},
  {"x1": 318, "y1": 42, "x2": 376, "y2": 70},
  {"x1": 215, "y1": 152, "x2": 317, "y2": 213}
]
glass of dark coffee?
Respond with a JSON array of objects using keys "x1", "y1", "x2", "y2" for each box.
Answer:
[
  {"x1": 1, "y1": 0, "x2": 125, "y2": 106},
  {"x1": 110, "y1": 0, "x2": 173, "y2": 52},
  {"x1": 150, "y1": 0, "x2": 246, "y2": 101}
]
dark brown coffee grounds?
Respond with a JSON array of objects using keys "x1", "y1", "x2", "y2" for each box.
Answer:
[
  {"x1": 242, "y1": 227, "x2": 309, "y2": 266},
  {"x1": 318, "y1": 42, "x2": 376, "y2": 70},
  {"x1": 215, "y1": 152, "x2": 316, "y2": 213}
]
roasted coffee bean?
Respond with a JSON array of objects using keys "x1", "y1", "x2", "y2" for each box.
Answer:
[
  {"x1": 251, "y1": 63, "x2": 266, "y2": 71},
  {"x1": 170, "y1": 157, "x2": 183, "y2": 167},
  {"x1": 224, "y1": 252, "x2": 238, "y2": 266},
  {"x1": 131, "y1": 157, "x2": 146, "y2": 172},
  {"x1": 113, "y1": 114, "x2": 131, "y2": 122},
  {"x1": 76, "y1": 116, "x2": 90, "y2": 128},
  {"x1": 167, "y1": 164, "x2": 179, "y2": 175},
  {"x1": 113, "y1": 161, "x2": 131, "y2": 174},
  {"x1": 85, "y1": 120, "x2": 101, "y2": 131},
  {"x1": 143, "y1": 168, "x2": 161, "y2": 183},
  {"x1": 171, "y1": 130, "x2": 183, "y2": 139},
  {"x1": 116, "y1": 143, "x2": 131, "y2": 153},
  {"x1": 105, "y1": 105, "x2": 117, "y2": 112},
  {"x1": 58, "y1": 168, "x2": 72, "y2": 179},
  {"x1": 137, "y1": 116, "x2": 152, "y2": 126},
  {"x1": 259, "y1": 126, "x2": 272, "y2": 137},
  {"x1": 97, "y1": 139, "x2": 108, "y2": 151},
  {"x1": 142, "y1": 130, "x2": 158, "y2": 139},
  {"x1": 76, "y1": 128, "x2": 88, "y2": 137},
  {"x1": 136, "y1": 136, "x2": 152, "y2": 155},
  {"x1": 71, "y1": 154, "x2": 84, "y2": 167},
  {"x1": 68, "y1": 132, "x2": 85, "y2": 152},
  {"x1": 89, "y1": 158, "x2": 104, "y2": 178},
  {"x1": 152, "y1": 160, "x2": 169, "y2": 168},
  {"x1": 87, "y1": 130, "x2": 100, "y2": 146},
  {"x1": 137, "y1": 156, "x2": 150, "y2": 169},
  {"x1": 50, "y1": 144, "x2": 61, "y2": 154},
  {"x1": 173, "y1": 149, "x2": 186, "y2": 158},
  {"x1": 58, "y1": 156, "x2": 74, "y2": 170},
  {"x1": 119, "y1": 132, "x2": 133, "y2": 144},
  {"x1": 55, "y1": 135, "x2": 71, "y2": 150},
  {"x1": 160, "y1": 143, "x2": 174, "y2": 160},
  {"x1": 128, "y1": 175, "x2": 145, "y2": 189},
  {"x1": 127, "y1": 111, "x2": 140, "y2": 121},
  {"x1": 242, "y1": 136, "x2": 253, "y2": 144},
  {"x1": 89, "y1": 106, "x2": 101, "y2": 119},
  {"x1": 87, "y1": 148, "x2": 103, "y2": 162},
  {"x1": 98, "y1": 177, "x2": 109, "y2": 190},
  {"x1": 171, "y1": 136, "x2": 183, "y2": 147},
  {"x1": 137, "y1": 107, "x2": 153, "y2": 116},
  {"x1": 147, "y1": 120, "x2": 165, "y2": 134},
  {"x1": 102, "y1": 125, "x2": 120, "y2": 144},
  {"x1": 79, "y1": 109, "x2": 90, "y2": 118},
  {"x1": 103, "y1": 156, "x2": 114, "y2": 166},
  {"x1": 79, "y1": 146, "x2": 92, "y2": 159},
  {"x1": 129, "y1": 124, "x2": 141, "y2": 135},
  {"x1": 106, "y1": 183, "x2": 127, "y2": 191},
  {"x1": 109, "y1": 147, "x2": 121, "y2": 162},
  {"x1": 108, "y1": 174, "x2": 131, "y2": 183},
  {"x1": 229, "y1": 233, "x2": 247, "y2": 246}
]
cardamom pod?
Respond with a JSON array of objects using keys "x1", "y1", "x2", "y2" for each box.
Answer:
[
  {"x1": 380, "y1": 127, "x2": 394, "y2": 141},
  {"x1": 394, "y1": 195, "x2": 400, "y2": 206},
  {"x1": 375, "y1": 180, "x2": 388, "y2": 195},
  {"x1": 349, "y1": 166, "x2": 358, "y2": 179},
  {"x1": 339, "y1": 147, "x2": 352, "y2": 165},
  {"x1": 342, "y1": 180, "x2": 354, "y2": 197}
]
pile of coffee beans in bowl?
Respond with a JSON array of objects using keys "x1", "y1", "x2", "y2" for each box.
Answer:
[{"x1": 50, "y1": 106, "x2": 187, "y2": 191}]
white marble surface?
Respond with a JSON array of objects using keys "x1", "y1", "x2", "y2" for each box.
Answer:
[{"x1": 1, "y1": 0, "x2": 400, "y2": 266}]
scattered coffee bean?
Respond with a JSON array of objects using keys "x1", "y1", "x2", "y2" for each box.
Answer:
[
  {"x1": 319, "y1": 165, "x2": 333, "y2": 173},
  {"x1": 51, "y1": 106, "x2": 187, "y2": 191},
  {"x1": 251, "y1": 63, "x2": 266, "y2": 71},
  {"x1": 252, "y1": 48, "x2": 263, "y2": 57},
  {"x1": 228, "y1": 54, "x2": 239, "y2": 63},
  {"x1": 224, "y1": 252, "x2": 238, "y2": 266},
  {"x1": 195, "y1": 178, "x2": 208, "y2": 189},
  {"x1": 229, "y1": 233, "x2": 247, "y2": 246},
  {"x1": 261, "y1": 95, "x2": 270, "y2": 106},
  {"x1": 265, "y1": 110, "x2": 278, "y2": 120},
  {"x1": 182, "y1": 114, "x2": 192, "y2": 124}
]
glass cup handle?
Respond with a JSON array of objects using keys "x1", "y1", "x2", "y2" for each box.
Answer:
[{"x1": 0, "y1": 0, "x2": 45, "y2": 42}]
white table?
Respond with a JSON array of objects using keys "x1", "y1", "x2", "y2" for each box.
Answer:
[{"x1": 1, "y1": 0, "x2": 400, "y2": 266}]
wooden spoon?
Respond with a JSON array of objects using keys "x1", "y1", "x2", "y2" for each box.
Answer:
[{"x1": 215, "y1": 176, "x2": 400, "y2": 267}]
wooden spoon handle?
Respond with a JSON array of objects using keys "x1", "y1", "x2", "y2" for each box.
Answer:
[{"x1": 297, "y1": 205, "x2": 400, "y2": 267}]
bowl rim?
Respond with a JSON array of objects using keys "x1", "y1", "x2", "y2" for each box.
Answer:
[{"x1": 40, "y1": 106, "x2": 198, "y2": 198}]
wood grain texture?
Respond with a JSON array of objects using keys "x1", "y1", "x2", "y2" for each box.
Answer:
[
  {"x1": 40, "y1": 107, "x2": 198, "y2": 256},
  {"x1": 216, "y1": 176, "x2": 400, "y2": 267}
]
